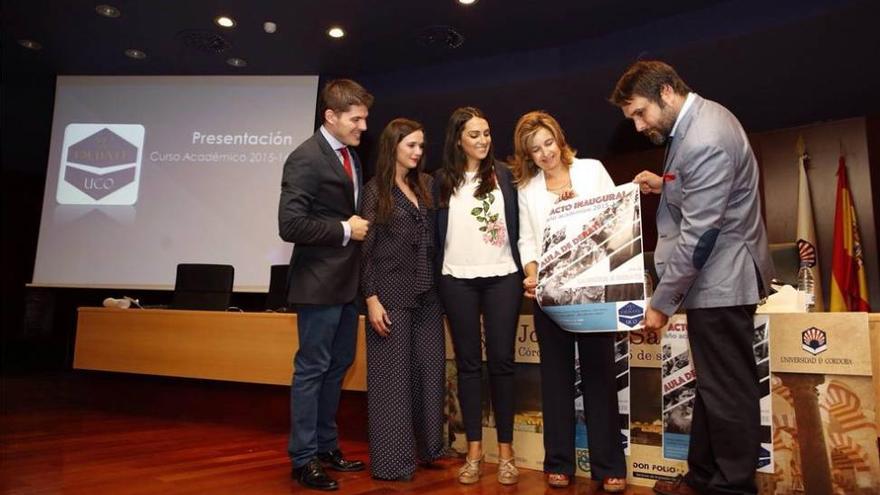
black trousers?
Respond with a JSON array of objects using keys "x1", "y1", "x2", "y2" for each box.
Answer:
[
  {"x1": 533, "y1": 303, "x2": 626, "y2": 478},
  {"x1": 685, "y1": 305, "x2": 759, "y2": 495},
  {"x1": 439, "y1": 273, "x2": 521, "y2": 443}
]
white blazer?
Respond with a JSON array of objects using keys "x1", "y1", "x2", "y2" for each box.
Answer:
[{"x1": 517, "y1": 158, "x2": 615, "y2": 268}]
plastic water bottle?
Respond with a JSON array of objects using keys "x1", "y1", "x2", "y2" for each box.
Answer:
[{"x1": 797, "y1": 263, "x2": 815, "y2": 312}]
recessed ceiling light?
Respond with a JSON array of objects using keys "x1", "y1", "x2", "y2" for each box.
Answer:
[
  {"x1": 125, "y1": 48, "x2": 146, "y2": 59},
  {"x1": 458, "y1": 0, "x2": 478, "y2": 4},
  {"x1": 18, "y1": 39, "x2": 42, "y2": 50},
  {"x1": 327, "y1": 26, "x2": 345, "y2": 39},
  {"x1": 95, "y1": 4, "x2": 121, "y2": 18},
  {"x1": 215, "y1": 16, "x2": 236, "y2": 28},
  {"x1": 226, "y1": 57, "x2": 247, "y2": 68},
  {"x1": 263, "y1": 21, "x2": 277, "y2": 34}
]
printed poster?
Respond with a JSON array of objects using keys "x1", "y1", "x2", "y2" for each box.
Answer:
[
  {"x1": 659, "y1": 316, "x2": 774, "y2": 474},
  {"x1": 537, "y1": 182, "x2": 646, "y2": 332}
]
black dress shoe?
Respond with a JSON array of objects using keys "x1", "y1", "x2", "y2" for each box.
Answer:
[
  {"x1": 653, "y1": 475, "x2": 700, "y2": 495},
  {"x1": 292, "y1": 459, "x2": 338, "y2": 491},
  {"x1": 317, "y1": 449, "x2": 365, "y2": 472}
]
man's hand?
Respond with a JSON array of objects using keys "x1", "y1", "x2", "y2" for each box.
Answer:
[
  {"x1": 633, "y1": 170, "x2": 663, "y2": 195},
  {"x1": 643, "y1": 305, "x2": 669, "y2": 332},
  {"x1": 348, "y1": 215, "x2": 370, "y2": 241}
]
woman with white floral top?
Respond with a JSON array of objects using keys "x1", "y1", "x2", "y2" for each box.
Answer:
[{"x1": 433, "y1": 107, "x2": 523, "y2": 486}]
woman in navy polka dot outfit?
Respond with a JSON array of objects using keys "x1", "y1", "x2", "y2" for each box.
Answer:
[{"x1": 360, "y1": 118, "x2": 446, "y2": 481}]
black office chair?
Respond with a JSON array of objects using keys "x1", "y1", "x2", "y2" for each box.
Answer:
[
  {"x1": 171, "y1": 263, "x2": 234, "y2": 311},
  {"x1": 769, "y1": 242, "x2": 800, "y2": 287},
  {"x1": 265, "y1": 264, "x2": 290, "y2": 311}
]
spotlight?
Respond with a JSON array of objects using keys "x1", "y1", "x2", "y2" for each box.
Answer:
[
  {"x1": 458, "y1": 0, "x2": 478, "y2": 5},
  {"x1": 327, "y1": 26, "x2": 345, "y2": 39},
  {"x1": 215, "y1": 16, "x2": 236, "y2": 28},
  {"x1": 124, "y1": 48, "x2": 146, "y2": 59},
  {"x1": 226, "y1": 57, "x2": 247, "y2": 67},
  {"x1": 18, "y1": 39, "x2": 42, "y2": 50},
  {"x1": 95, "y1": 4, "x2": 121, "y2": 18}
]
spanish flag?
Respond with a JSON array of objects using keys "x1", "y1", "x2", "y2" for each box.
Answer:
[{"x1": 829, "y1": 156, "x2": 870, "y2": 311}]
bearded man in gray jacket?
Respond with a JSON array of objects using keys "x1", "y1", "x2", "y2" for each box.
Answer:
[{"x1": 611, "y1": 60, "x2": 773, "y2": 495}]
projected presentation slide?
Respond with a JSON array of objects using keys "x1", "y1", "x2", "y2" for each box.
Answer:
[{"x1": 33, "y1": 75, "x2": 319, "y2": 291}]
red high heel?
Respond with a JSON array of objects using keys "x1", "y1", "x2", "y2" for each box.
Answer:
[
  {"x1": 603, "y1": 476, "x2": 626, "y2": 493},
  {"x1": 547, "y1": 473, "x2": 570, "y2": 488}
]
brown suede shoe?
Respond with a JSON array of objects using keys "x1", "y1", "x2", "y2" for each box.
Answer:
[{"x1": 653, "y1": 476, "x2": 700, "y2": 495}]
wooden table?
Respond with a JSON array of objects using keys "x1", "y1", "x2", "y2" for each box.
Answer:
[
  {"x1": 73, "y1": 307, "x2": 367, "y2": 391},
  {"x1": 74, "y1": 308, "x2": 880, "y2": 431}
]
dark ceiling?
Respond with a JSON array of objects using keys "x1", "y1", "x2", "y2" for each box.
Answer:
[
  {"x1": 3, "y1": 0, "x2": 879, "y2": 168},
  {"x1": 4, "y1": 0, "x2": 749, "y2": 76}
]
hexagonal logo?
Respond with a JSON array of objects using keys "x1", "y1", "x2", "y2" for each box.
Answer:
[
  {"x1": 56, "y1": 124, "x2": 144, "y2": 205},
  {"x1": 617, "y1": 301, "x2": 644, "y2": 328},
  {"x1": 801, "y1": 326, "x2": 828, "y2": 355}
]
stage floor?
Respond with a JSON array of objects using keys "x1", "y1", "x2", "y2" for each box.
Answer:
[{"x1": 1, "y1": 371, "x2": 652, "y2": 494}]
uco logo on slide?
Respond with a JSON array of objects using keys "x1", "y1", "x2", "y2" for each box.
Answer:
[{"x1": 56, "y1": 124, "x2": 145, "y2": 205}]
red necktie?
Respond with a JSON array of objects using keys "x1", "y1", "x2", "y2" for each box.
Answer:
[{"x1": 339, "y1": 147, "x2": 353, "y2": 180}]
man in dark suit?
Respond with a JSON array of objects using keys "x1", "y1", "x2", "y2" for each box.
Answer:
[
  {"x1": 611, "y1": 61, "x2": 773, "y2": 495},
  {"x1": 278, "y1": 79, "x2": 373, "y2": 491}
]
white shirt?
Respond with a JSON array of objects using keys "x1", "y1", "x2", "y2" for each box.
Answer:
[
  {"x1": 442, "y1": 171, "x2": 518, "y2": 278},
  {"x1": 517, "y1": 158, "x2": 616, "y2": 268},
  {"x1": 320, "y1": 125, "x2": 360, "y2": 246},
  {"x1": 670, "y1": 92, "x2": 696, "y2": 138}
]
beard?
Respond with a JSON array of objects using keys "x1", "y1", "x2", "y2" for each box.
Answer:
[
  {"x1": 645, "y1": 129, "x2": 668, "y2": 145},
  {"x1": 643, "y1": 103, "x2": 678, "y2": 145}
]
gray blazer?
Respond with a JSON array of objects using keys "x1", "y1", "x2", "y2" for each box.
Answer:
[{"x1": 652, "y1": 95, "x2": 773, "y2": 316}]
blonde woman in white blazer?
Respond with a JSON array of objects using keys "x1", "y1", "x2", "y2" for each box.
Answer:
[{"x1": 510, "y1": 111, "x2": 626, "y2": 493}]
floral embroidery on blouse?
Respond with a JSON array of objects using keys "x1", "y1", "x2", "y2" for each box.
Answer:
[{"x1": 470, "y1": 192, "x2": 507, "y2": 247}]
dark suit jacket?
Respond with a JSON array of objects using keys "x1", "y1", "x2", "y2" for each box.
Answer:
[
  {"x1": 278, "y1": 129, "x2": 363, "y2": 305},
  {"x1": 360, "y1": 174, "x2": 436, "y2": 310},
  {"x1": 433, "y1": 163, "x2": 523, "y2": 276}
]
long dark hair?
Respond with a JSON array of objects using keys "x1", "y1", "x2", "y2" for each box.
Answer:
[
  {"x1": 437, "y1": 106, "x2": 497, "y2": 207},
  {"x1": 373, "y1": 118, "x2": 432, "y2": 223}
]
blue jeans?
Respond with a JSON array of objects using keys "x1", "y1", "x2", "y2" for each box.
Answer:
[{"x1": 288, "y1": 303, "x2": 358, "y2": 468}]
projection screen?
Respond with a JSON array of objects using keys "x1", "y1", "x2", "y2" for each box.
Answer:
[{"x1": 32, "y1": 75, "x2": 319, "y2": 291}]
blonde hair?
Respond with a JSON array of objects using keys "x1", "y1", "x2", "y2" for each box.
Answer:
[{"x1": 508, "y1": 111, "x2": 576, "y2": 187}]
